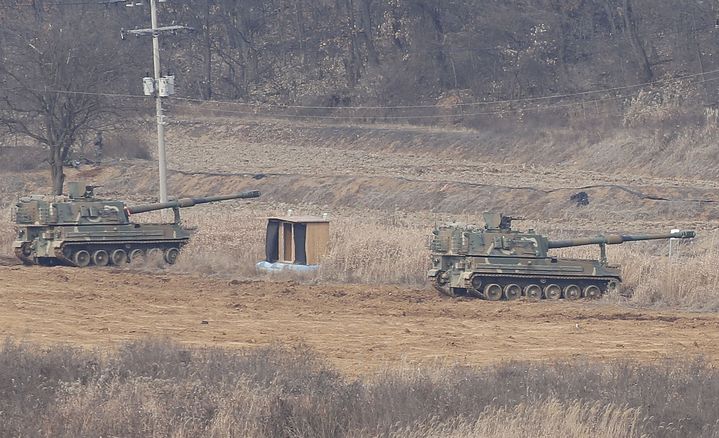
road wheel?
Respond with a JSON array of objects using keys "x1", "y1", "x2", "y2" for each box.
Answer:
[
  {"x1": 128, "y1": 249, "x2": 145, "y2": 264},
  {"x1": 544, "y1": 284, "x2": 562, "y2": 300},
  {"x1": 110, "y1": 249, "x2": 127, "y2": 265},
  {"x1": 73, "y1": 250, "x2": 91, "y2": 267},
  {"x1": 467, "y1": 275, "x2": 483, "y2": 298},
  {"x1": 483, "y1": 283, "x2": 502, "y2": 301},
  {"x1": 504, "y1": 283, "x2": 522, "y2": 300},
  {"x1": 584, "y1": 285, "x2": 602, "y2": 299},
  {"x1": 564, "y1": 284, "x2": 581, "y2": 300},
  {"x1": 164, "y1": 247, "x2": 179, "y2": 265},
  {"x1": 524, "y1": 284, "x2": 542, "y2": 300},
  {"x1": 433, "y1": 272, "x2": 455, "y2": 297},
  {"x1": 606, "y1": 280, "x2": 620, "y2": 293},
  {"x1": 92, "y1": 250, "x2": 109, "y2": 267}
]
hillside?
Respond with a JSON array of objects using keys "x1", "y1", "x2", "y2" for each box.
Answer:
[
  {"x1": 2, "y1": 0, "x2": 719, "y2": 128},
  {"x1": 8, "y1": 116, "x2": 711, "y2": 229}
]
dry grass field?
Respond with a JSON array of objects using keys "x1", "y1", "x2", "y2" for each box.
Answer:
[
  {"x1": 5, "y1": 340, "x2": 719, "y2": 438},
  {"x1": 2, "y1": 118, "x2": 719, "y2": 436},
  {"x1": 2, "y1": 339, "x2": 717, "y2": 437}
]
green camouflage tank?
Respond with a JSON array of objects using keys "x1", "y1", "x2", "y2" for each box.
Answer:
[
  {"x1": 13, "y1": 182, "x2": 260, "y2": 267},
  {"x1": 427, "y1": 212, "x2": 695, "y2": 300}
]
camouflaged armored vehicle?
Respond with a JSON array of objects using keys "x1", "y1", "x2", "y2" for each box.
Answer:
[
  {"x1": 428, "y1": 213, "x2": 695, "y2": 300},
  {"x1": 13, "y1": 182, "x2": 260, "y2": 267}
]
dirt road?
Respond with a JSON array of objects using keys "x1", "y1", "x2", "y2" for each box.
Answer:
[{"x1": 1, "y1": 265, "x2": 717, "y2": 375}]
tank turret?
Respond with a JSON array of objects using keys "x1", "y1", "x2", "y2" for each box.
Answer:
[
  {"x1": 13, "y1": 182, "x2": 261, "y2": 267},
  {"x1": 427, "y1": 213, "x2": 695, "y2": 301}
]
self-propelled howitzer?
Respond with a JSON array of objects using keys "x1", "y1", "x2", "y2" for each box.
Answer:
[
  {"x1": 427, "y1": 212, "x2": 695, "y2": 301},
  {"x1": 13, "y1": 182, "x2": 261, "y2": 267}
]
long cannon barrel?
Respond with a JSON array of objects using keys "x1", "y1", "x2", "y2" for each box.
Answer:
[
  {"x1": 548, "y1": 230, "x2": 695, "y2": 249},
  {"x1": 126, "y1": 190, "x2": 261, "y2": 214}
]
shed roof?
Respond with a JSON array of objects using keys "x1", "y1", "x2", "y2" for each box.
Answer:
[{"x1": 268, "y1": 216, "x2": 330, "y2": 224}]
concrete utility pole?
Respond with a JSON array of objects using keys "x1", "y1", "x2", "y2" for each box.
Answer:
[
  {"x1": 149, "y1": 0, "x2": 167, "y2": 205},
  {"x1": 123, "y1": 3, "x2": 191, "y2": 206}
]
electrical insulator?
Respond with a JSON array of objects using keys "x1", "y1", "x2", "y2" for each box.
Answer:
[
  {"x1": 158, "y1": 76, "x2": 175, "y2": 97},
  {"x1": 142, "y1": 77, "x2": 155, "y2": 96},
  {"x1": 165, "y1": 75, "x2": 175, "y2": 95}
]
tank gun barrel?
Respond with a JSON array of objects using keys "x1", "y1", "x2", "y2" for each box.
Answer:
[
  {"x1": 547, "y1": 230, "x2": 695, "y2": 249},
  {"x1": 126, "y1": 190, "x2": 261, "y2": 214}
]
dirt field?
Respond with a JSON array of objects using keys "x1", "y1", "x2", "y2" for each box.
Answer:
[{"x1": 2, "y1": 264, "x2": 717, "y2": 375}]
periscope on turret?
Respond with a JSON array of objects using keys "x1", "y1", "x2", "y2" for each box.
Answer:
[
  {"x1": 427, "y1": 212, "x2": 695, "y2": 301},
  {"x1": 12, "y1": 182, "x2": 260, "y2": 267}
]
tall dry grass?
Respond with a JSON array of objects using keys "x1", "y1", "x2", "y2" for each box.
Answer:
[
  {"x1": 399, "y1": 399, "x2": 646, "y2": 438},
  {"x1": 555, "y1": 237, "x2": 719, "y2": 311},
  {"x1": 0, "y1": 206, "x2": 15, "y2": 258},
  {"x1": 1, "y1": 338, "x2": 718, "y2": 438},
  {"x1": 130, "y1": 203, "x2": 718, "y2": 310},
  {"x1": 2, "y1": 196, "x2": 716, "y2": 310},
  {"x1": 318, "y1": 216, "x2": 427, "y2": 285},
  {"x1": 170, "y1": 204, "x2": 718, "y2": 311},
  {"x1": 169, "y1": 205, "x2": 430, "y2": 286},
  {"x1": 614, "y1": 244, "x2": 719, "y2": 310}
]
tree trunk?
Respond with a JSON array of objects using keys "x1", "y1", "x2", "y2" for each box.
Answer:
[
  {"x1": 50, "y1": 146, "x2": 64, "y2": 195},
  {"x1": 343, "y1": 0, "x2": 361, "y2": 86},
  {"x1": 622, "y1": 0, "x2": 653, "y2": 82},
  {"x1": 602, "y1": 0, "x2": 617, "y2": 34},
  {"x1": 552, "y1": 5, "x2": 574, "y2": 89},
  {"x1": 358, "y1": 0, "x2": 379, "y2": 66},
  {"x1": 421, "y1": 3, "x2": 450, "y2": 87},
  {"x1": 204, "y1": 0, "x2": 213, "y2": 100},
  {"x1": 691, "y1": 12, "x2": 709, "y2": 105},
  {"x1": 294, "y1": 0, "x2": 306, "y2": 65},
  {"x1": 389, "y1": 5, "x2": 404, "y2": 50}
]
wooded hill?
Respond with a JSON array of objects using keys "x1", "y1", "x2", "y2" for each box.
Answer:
[{"x1": 1, "y1": 0, "x2": 718, "y2": 129}]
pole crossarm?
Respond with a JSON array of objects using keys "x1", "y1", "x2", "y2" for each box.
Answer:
[{"x1": 127, "y1": 25, "x2": 194, "y2": 36}]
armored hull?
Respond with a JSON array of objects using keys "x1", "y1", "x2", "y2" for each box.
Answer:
[
  {"x1": 14, "y1": 222, "x2": 192, "y2": 266},
  {"x1": 427, "y1": 213, "x2": 694, "y2": 301},
  {"x1": 13, "y1": 182, "x2": 260, "y2": 267}
]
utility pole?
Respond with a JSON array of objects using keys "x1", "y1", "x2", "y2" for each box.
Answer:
[
  {"x1": 150, "y1": 0, "x2": 167, "y2": 205},
  {"x1": 122, "y1": 2, "x2": 192, "y2": 206}
]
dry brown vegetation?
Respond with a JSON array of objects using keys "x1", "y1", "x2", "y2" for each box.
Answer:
[
  {"x1": 0, "y1": 338, "x2": 717, "y2": 437},
  {"x1": 3, "y1": 197, "x2": 716, "y2": 311},
  {"x1": 161, "y1": 202, "x2": 719, "y2": 311},
  {"x1": 0, "y1": 146, "x2": 45, "y2": 172}
]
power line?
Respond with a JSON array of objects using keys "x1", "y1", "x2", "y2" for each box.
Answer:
[
  {"x1": 170, "y1": 68, "x2": 719, "y2": 111},
  {"x1": 170, "y1": 96, "x2": 625, "y2": 120},
  {"x1": 166, "y1": 75, "x2": 719, "y2": 121},
  {"x1": 0, "y1": 0, "x2": 115, "y2": 6},
  {"x1": 0, "y1": 85, "x2": 148, "y2": 99},
  {"x1": 2, "y1": 69, "x2": 718, "y2": 121}
]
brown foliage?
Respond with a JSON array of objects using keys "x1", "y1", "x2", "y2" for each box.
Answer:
[
  {"x1": 0, "y1": 146, "x2": 45, "y2": 172},
  {"x1": 0, "y1": 338, "x2": 718, "y2": 437}
]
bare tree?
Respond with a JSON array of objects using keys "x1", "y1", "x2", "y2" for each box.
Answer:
[
  {"x1": 0, "y1": 8, "x2": 132, "y2": 194},
  {"x1": 621, "y1": 0, "x2": 653, "y2": 82}
]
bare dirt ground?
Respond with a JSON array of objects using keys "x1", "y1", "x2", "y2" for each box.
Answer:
[{"x1": 2, "y1": 264, "x2": 718, "y2": 375}]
